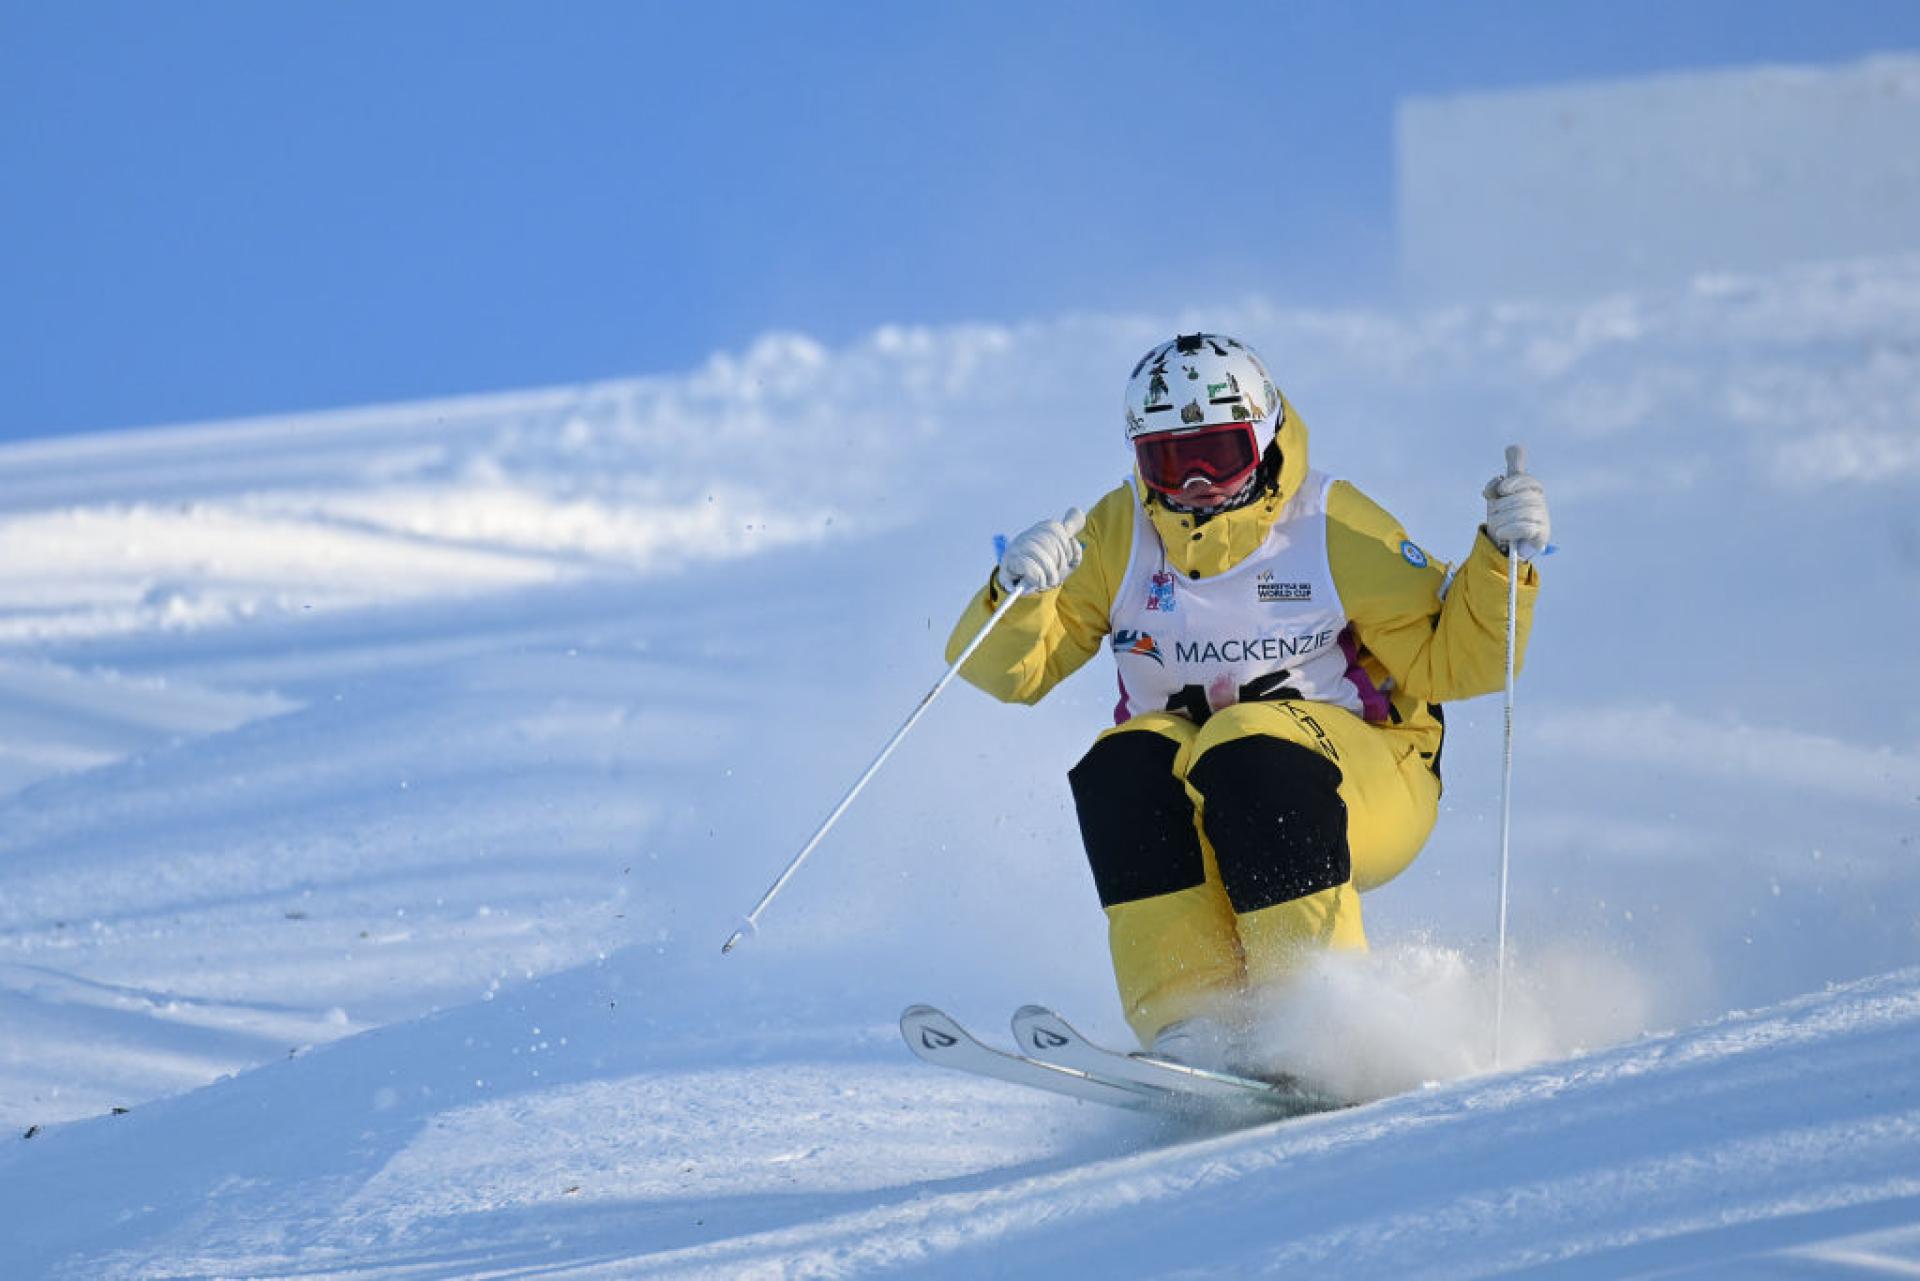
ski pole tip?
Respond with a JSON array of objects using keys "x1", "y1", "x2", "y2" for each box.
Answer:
[{"x1": 720, "y1": 915, "x2": 758, "y2": 955}]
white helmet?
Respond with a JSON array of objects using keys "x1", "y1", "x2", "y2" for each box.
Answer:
[{"x1": 1122, "y1": 334, "x2": 1283, "y2": 498}]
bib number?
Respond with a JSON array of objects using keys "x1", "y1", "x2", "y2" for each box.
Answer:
[{"x1": 1163, "y1": 670, "x2": 1304, "y2": 725}]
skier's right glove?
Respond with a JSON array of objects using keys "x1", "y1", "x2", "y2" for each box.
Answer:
[{"x1": 996, "y1": 508, "x2": 1086, "y2": 595}]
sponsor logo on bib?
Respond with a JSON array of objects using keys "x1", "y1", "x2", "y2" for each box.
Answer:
[
  {"x1": 1172, "y1": 630, "x2": 1334, "y2": 665},
  {"x1": 1112, "y1": 629, "x2": 1165, "y2": 666}
]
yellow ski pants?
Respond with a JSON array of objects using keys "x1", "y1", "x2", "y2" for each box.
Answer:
[{"x1": 1067, "y1": 701, "x2": 1440, "y2": 1045}]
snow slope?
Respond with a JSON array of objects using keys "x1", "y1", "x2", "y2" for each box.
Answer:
[{"x1": 2, "y1": 256, "x2": 1918, "y2": 1276}]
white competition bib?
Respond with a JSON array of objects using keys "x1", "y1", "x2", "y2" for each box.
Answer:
[{"x1": 1108, "y1": 472, "x2": 1387, "y2": 725}]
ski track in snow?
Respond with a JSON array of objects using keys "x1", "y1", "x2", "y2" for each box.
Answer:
[{"x1": 2, "y1": 256, "x2": 1920, "y2": 1276}]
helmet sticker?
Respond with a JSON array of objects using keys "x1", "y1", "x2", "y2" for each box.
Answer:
[
  {"x1": 1145, "y1": 371, "x2": 1170, "y2": 407},
  {"x1": 1175, "y1": 334, "x2": 1231, "y2": 358},
  {"x1": 1207, "y1": 372, "x2": 1243, "y2": 404}
]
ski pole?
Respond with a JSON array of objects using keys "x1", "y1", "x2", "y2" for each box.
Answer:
[
  {"x1": 1493, "y1": 443, "x2": 1523, "y2": 1066},
  {"x1": 721, "y1": 572, "x2": 1043, "y2": 955}
]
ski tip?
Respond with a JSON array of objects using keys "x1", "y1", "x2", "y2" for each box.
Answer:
[
  {"x1": 901, "y1": 1004, "x2": 956, "y2": 1033},
  {"x1": 1012, "y1": 1003, "x2": 1054, "y2": 1021},
  {"x1": 900, "y1": 1005, "x2": 969, "y2": 1058}
]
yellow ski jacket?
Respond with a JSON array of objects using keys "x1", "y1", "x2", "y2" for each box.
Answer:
[{"x1": 943, "y1": 397, "x2": 1539, "y2": 780}]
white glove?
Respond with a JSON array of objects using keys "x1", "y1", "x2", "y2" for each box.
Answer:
[
  {"x1": 1483, "y1": 446, "x2": 1550, "y2": 560},
  {"x1": 997, "y1": 508, "x2": 1086, "y2": 594}
]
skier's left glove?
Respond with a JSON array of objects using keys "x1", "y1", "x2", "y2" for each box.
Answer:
[{"x1": 1483, "y1": 463, "x2": 1550, "y2": 561}]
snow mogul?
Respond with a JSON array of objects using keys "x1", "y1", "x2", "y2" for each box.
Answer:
[{"x1": 944, "y1": 333, "x2": 1549, "y2": 1068}]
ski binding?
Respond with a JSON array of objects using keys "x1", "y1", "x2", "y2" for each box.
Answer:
[{"x1": 1012, "y1": 1004, "x2": 1338, "y2": 1115}]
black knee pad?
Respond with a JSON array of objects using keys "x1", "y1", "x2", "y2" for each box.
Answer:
[
  {"x1": 1068, "y1": 731, "x2": 1205, "y2": 908},
  {"x1": 1187, "y1": 736, "x2": 1348, "y2": 914}
]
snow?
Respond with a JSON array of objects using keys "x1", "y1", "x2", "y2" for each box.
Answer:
[{"x1": 3, "y1": 252, "x2": 1920, "y2": 1276}]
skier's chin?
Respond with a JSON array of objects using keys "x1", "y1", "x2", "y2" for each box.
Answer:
[{"x1": 1175, "y1": 483, "x2": 1235, "y2": 509}]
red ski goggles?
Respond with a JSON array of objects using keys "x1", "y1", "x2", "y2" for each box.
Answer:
[{"x1": 1133, "y1": 421, "x2": 1261, "y2": 495}]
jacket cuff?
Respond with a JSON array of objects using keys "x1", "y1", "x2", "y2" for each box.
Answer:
[{"x1": 1474, "y1": 525, "x2": 1539, "y2": 584}]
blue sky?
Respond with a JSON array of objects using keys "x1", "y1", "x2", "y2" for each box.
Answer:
[{"x1": 5, "y1": 0, "x2": 1919, "y2": 442}]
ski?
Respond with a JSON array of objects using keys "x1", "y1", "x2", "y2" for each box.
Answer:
[
  {"x1": 900, "y1": 1004, "x2": 1342, "y2": 1119},
  {"x1": 1011, "y1": 1004, "x2": 1341, "y2": 1117},
  {"x1": 900, "y1": 1004, "x2": 1167, "y2": 1109}
]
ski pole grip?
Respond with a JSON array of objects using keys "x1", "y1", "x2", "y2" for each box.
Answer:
[{"x1": 1505, "y1": 444, "x2": 1526, "y2": 479}]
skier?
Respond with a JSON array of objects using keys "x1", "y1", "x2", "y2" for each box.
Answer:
[{"x1": 945, "y1": 333, "x2": 1548, "y2": 1068}]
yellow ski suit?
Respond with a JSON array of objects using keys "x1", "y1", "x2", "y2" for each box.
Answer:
[{"x1": 945, "y1": 398, "x2": 1539, "y2": 1043}]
